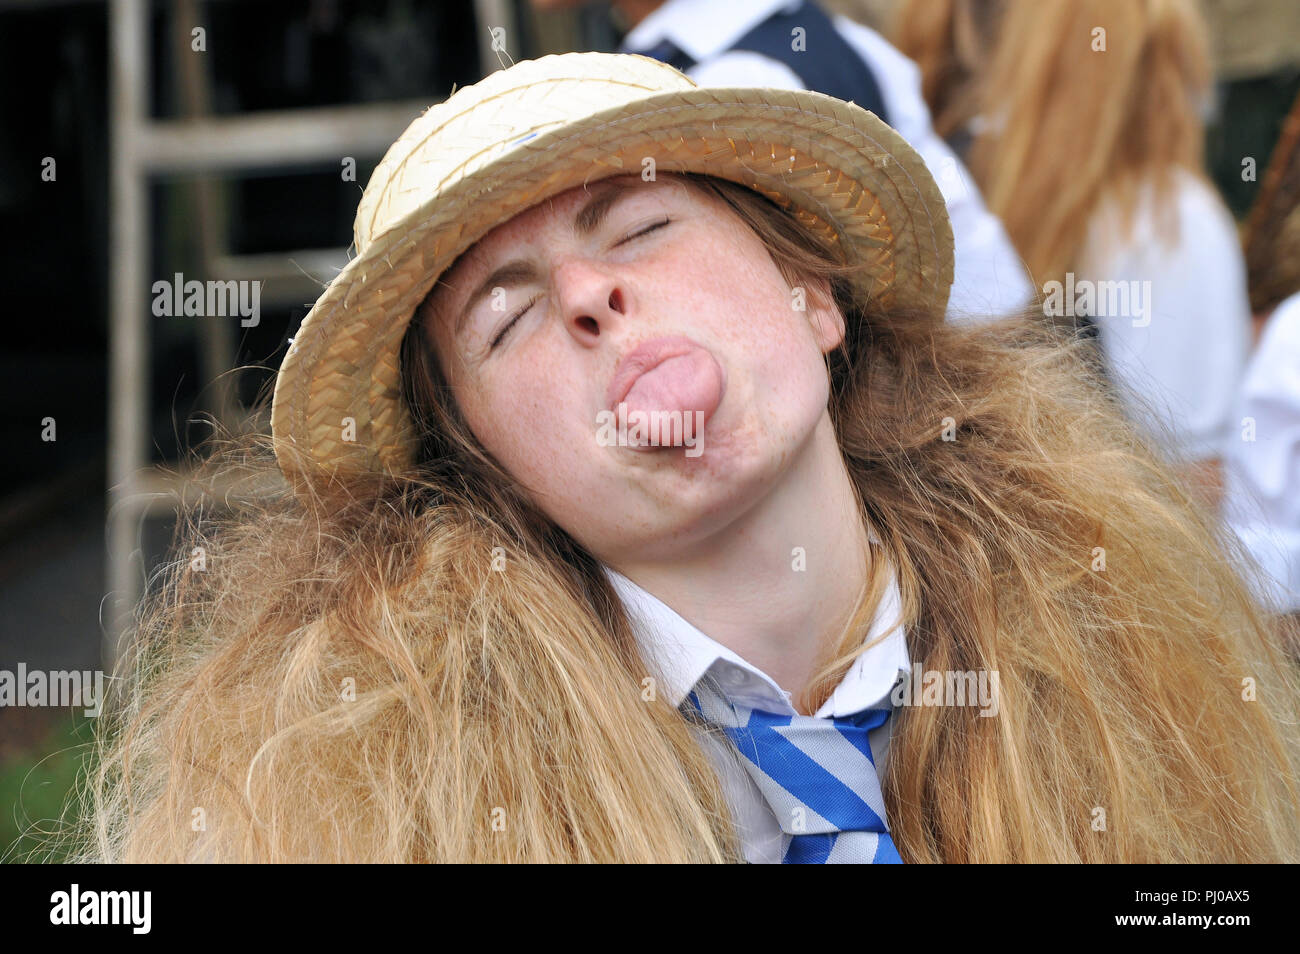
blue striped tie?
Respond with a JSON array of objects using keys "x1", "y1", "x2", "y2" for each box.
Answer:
[{"x1": 683, "y1": 675, "x2": 903, "y2": 864}]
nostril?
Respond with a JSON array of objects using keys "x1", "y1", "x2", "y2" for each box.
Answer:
[
  {"x1": 609, "y1": 288, "x2": 623, "y2": 312},
  {"x1": 576, "y1": 315, "x2": 599, "y2": 335}
]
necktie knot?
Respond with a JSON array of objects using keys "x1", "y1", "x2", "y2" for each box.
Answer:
[{"x1": 683, "y1": 676, "x2": 902, "y2": 863}]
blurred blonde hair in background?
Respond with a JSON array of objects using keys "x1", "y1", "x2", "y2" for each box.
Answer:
[
  {"x1": 892, "y1": 0, "x2": 1005, "y2": 143},
  {"x1": 897, "y1": 0, "x2": 1212, "y2": 288}
]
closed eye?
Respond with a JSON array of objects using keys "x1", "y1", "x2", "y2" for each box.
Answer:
[
  {"x1": 488, "y1": 218, "x2": 672, "y2": 351},
  {"x1": 489, "y1": 294, "x2": 539, "y2": 350},
  {"x1": 620, "y1": 217, "x2": 671, "y2": 245}
]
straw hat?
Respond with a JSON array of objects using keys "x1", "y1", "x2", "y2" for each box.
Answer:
[{"x1": 270, "y1": 51, "x2": 954, "y2": 486}]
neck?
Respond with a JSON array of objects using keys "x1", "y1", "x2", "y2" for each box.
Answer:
[{"x1": 611, "y1": 412, "x2": 873, "y2": 715}]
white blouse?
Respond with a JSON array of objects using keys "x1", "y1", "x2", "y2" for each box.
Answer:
[
  {"x1": 1074, "y1": 168, "x2": 1252, "y2": 463},
  {"x1": 1221, "y1": 290, "x2": 1300, "y2": 613},
  {"x1": 602, "y1": 560, "x2": 910, "y2": 863}
]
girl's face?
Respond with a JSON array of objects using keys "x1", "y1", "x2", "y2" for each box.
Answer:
[{"x1": 421, "y1": 173, "x2": 846, "y2": 567}]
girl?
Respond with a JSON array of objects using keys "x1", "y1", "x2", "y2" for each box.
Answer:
[
  {"x1": 68, "y1": 52, "x2": 1300, "y2": 862},
  {"x1": 898, "y1": 0, "x2": 1250, "y2": 513}
]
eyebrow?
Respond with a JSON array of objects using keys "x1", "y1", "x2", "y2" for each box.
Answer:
[{"x1": 452, "y1": 178, "x2": 641, "y2": 337}]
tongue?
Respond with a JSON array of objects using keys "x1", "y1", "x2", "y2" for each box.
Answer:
[{"x1": 622, "y1": 350, "x2": 724, "y2": 423}]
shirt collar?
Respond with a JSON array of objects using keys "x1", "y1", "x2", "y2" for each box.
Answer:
[
  {"x1": 602, "y1": 555, "x2": 910, "y2": 718},
  {"x1": 618, "y1": 0, "x2": 803, "y2": 65}
]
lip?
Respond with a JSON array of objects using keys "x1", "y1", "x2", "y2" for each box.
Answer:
[{"x1": 604, "y1": 335, "x2": 703, "y2": 414}]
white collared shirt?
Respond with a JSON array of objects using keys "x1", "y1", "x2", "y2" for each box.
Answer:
[
  {"x1": 618, "y1": 0, "x2": 1035, "y2": 322},
  {"x1": 1074, "y1": 167, "x2": 1252, "y2": 464},
  {"x1": 1221, "y1": 290, "x2": 1300, "y2": 613},
  {"x1": 602, "y1": 560, "x2": 910, "y2": 863}
]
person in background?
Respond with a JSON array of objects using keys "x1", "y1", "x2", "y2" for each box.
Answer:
[
  {"x1": 891, "y1": 0, "x2": 1002, "y2": 160},
  {"x1": 902, "y1": 0, "x2": 1249, "y2": 512},
  {"x1": 529, "y1": 0, "x2": 1035, "y2": 322},
  {"x1": 1221, "y1": 291, "x2": 1300, "y2": 628}
]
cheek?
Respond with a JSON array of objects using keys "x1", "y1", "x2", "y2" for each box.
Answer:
[
  {"x1": 694, "y1": 254, "x2": 825, "y2": 369},
  {"x1": 671, "y1": 230, "x2": 805, "y2": 339},
  {"x1": 459, "y1": 366, "x2": 586, "y2": 490},
  {"x1": 462, "y1": 388, "x2": 535, "y2": 466}
]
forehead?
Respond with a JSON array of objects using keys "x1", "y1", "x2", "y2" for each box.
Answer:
[{"x1": 447, "y1": 173, "x2": 695, "y2": 278}]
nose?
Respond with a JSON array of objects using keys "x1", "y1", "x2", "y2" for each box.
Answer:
[{"x1": 553, "y1": 256, "x2": 626, "y2": 345}]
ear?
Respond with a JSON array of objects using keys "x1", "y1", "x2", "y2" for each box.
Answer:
[{"x1": 802, "y1": 276, "x2": 845, "y2": 354}]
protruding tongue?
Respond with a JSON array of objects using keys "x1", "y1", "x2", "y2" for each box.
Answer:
[{"x1": 622, "y1": 350, "x2": 723, "y2": 426}]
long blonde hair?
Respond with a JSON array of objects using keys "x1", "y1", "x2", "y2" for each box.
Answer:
[
  {"x1": 56, "y1": 172, "x2": 1300, "y2": 862},
  {"x1": 950, "y1": 0, "x2": 1212, "y2": 286},
  {"x1": 892, "y1": 0, "x2": 1006, "y2": 144}
]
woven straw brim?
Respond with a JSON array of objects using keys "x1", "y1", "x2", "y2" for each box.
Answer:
[{"x1": 270, "y1": 82, "x2": 954, "y2": 484}]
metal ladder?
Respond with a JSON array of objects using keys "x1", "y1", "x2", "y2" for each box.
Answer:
[{"x1": 104, "y1": 0, "x2": 522, "y2": 670}]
